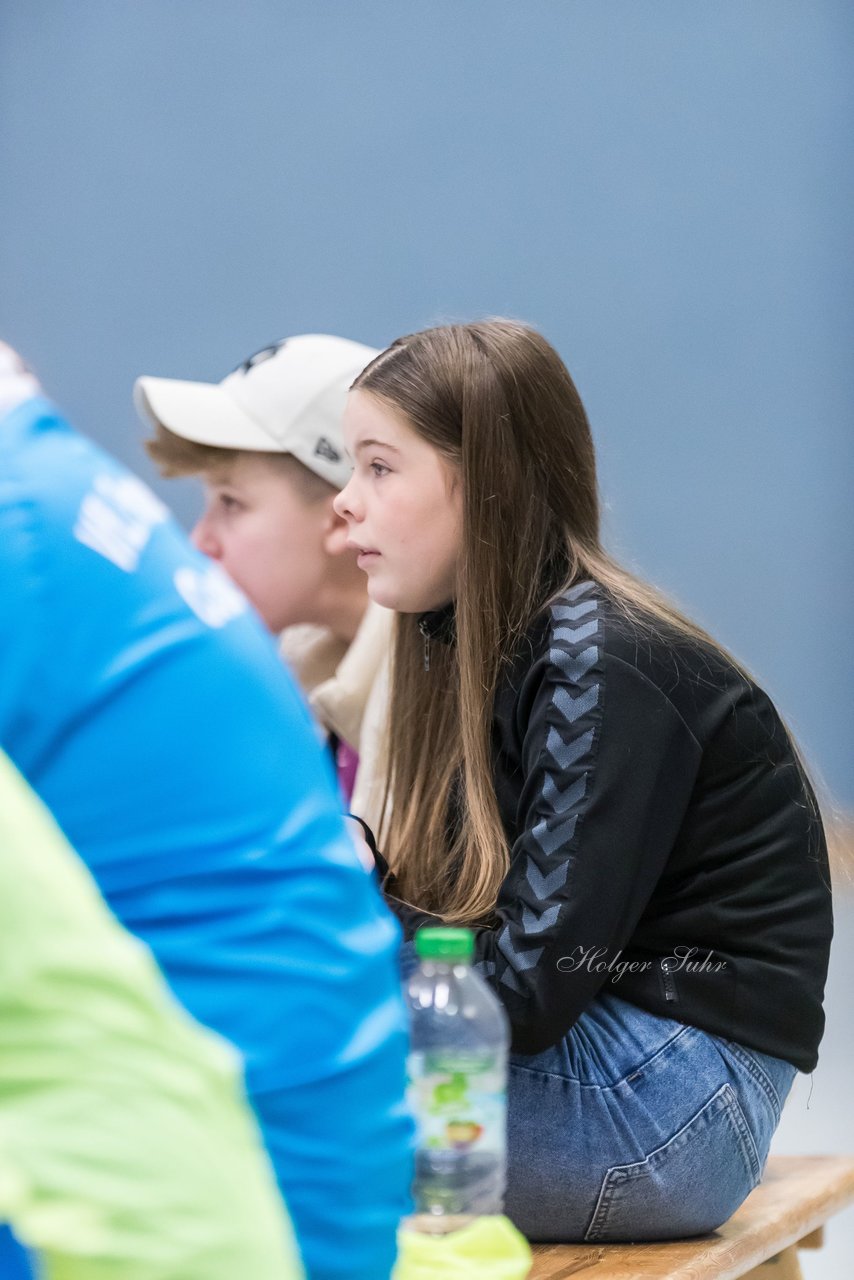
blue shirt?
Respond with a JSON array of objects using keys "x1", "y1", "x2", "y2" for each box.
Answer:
[{"x1": 0, "y1": 397, "x2": 414, "y2": 1280}]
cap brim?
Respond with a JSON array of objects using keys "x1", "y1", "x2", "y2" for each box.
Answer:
[{"x1": 134, "y1": 376, "x2": 280, "y2": 451}]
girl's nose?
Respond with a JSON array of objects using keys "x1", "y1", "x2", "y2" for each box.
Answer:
[{"x1": 333, "y1": 475, "x2": 360, "y2": 521}]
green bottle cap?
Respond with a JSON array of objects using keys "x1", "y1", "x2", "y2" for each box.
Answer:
[{"x1": 414, "y1": 927, "x2": 475, "y2": 961}]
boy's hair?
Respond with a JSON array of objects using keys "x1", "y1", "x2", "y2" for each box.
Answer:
[{"x1": 146, "y1": 421, "x2": 335, "y2": 503}]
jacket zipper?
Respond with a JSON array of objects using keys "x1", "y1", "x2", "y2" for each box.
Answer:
[
  {"x1": 418, "y1": 619, "x2": 431, "y2": 672},
  {"x1": 659, "y1": 957, "x2": 678, "y2": 1003}
]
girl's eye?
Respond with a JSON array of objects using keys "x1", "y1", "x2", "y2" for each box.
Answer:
[
  {"x1": 369, "y1": 461, "x2": 390, "y2": 478},
  {"x1": 217, "y1": 493, "x2": 241, "y2": 512}
]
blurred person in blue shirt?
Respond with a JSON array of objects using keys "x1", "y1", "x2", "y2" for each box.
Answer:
[{"x1": 0, "y1": 341, "x2": 414, "y2": 1280}]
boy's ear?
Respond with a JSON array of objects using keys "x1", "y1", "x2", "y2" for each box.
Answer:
[{"x1": 321, "y1": 502, "x2": 352, "y2": 557}]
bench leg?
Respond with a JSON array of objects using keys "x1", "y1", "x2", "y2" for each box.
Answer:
[{"x1": 742, "y1": 1245, "x2": 803, "y2": 1280}]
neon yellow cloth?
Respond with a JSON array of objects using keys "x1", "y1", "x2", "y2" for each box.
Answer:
[
  {"x1": 0, "y1": 750, "x2": 304, "y2": 1279},
  {"x1": 394, "y1": 1215, "x2": 533, "y2": 1279}
]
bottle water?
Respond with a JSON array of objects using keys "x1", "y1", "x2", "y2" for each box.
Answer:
[{"x1": 404, "y1": 926, "x2": 510, "y2": 1234}]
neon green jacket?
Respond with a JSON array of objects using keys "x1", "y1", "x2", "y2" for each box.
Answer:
[{"x1": 0, "y1": 750, "x2": 303, "y2": 1279}]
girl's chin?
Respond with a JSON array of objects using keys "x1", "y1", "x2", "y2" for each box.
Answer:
[
  {"x1": 366, "y1": 579, "x2": 400, "y2": 610},
  {"x1": 367, "y1": 579, "x2": 431, "y2": 614}
]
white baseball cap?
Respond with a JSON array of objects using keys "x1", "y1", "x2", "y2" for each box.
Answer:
[{"x1": 134, "y1": 333, "x2": 380, "y2": 490}]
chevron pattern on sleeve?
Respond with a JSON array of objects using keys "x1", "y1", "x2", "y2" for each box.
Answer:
[{"x1": 498, "y1": 580, "x2": 602, "y2": 994}]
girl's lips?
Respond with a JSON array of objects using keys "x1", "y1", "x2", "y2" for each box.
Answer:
[{"x1": 346, "y1": 538, "x2": 381, "y2": 564}]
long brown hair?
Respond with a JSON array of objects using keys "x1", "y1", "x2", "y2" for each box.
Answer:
[{"x1": 355, "y1": 319, "x2": 822, "y2": 922}]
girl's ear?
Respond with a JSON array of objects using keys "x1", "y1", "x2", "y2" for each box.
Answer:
[{"x1": 321, "y1": 501, "x2": 352, "y2": 557}]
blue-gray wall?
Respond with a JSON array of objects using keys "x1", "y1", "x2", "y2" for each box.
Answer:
[{"x1": 1, "y1": 1, "x2": 851, "y2": 802}]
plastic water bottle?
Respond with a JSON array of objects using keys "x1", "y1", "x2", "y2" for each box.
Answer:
[{"x1": 404, "y1": 926, "x2": 510, "y2": 1234}]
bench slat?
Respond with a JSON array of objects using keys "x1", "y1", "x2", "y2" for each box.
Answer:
[{"x1": 528, "y1": 1155, "x2": 854, "y2": 1280}]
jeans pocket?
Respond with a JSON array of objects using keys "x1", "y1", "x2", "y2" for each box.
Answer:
[
  {"x1": 584, "y1": 1083, "x2": 761, "y2": 1242},
  {"x1": 722, "y1": 1039, "x2": 795, "y2": 1128}
]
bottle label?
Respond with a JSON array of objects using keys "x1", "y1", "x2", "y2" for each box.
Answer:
[{"x1": 407, "y1": 1049, "x2": 506, "y2": 1156}]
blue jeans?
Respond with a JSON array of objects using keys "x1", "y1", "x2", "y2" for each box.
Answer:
[{"x1": 505, "y1": 992, "x2": 796, "y2": 1242}]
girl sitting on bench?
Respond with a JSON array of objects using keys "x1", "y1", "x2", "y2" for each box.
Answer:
[{"x1": 333, "y1": 319, "x2": 833, "y2": 1243}]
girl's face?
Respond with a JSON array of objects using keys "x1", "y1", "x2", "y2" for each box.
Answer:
[{"x1": 334, "y1": 390, "x2": 463, "y2": 613}]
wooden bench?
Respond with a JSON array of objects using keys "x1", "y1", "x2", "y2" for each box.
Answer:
[{"x1": 529, "y1": 1155, "x2": 854, "y2": 1279}]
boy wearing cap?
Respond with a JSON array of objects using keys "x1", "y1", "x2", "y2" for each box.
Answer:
[{"x1": 135, "y1": 335, "x2": 389, "y2": 824}]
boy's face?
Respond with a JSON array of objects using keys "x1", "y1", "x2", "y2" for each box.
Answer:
[{"x1": 191, "y1": 455, "x2": 334, "y2": 633}]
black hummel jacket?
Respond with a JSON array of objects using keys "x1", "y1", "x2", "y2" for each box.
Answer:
[{"x1": 374, "y1": 580, "x2": 833, "y2": 1072}]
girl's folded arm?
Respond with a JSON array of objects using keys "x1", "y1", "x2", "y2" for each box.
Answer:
[{"x1": 386, "y1": 652, "x2": 702, "y2": 1055}]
